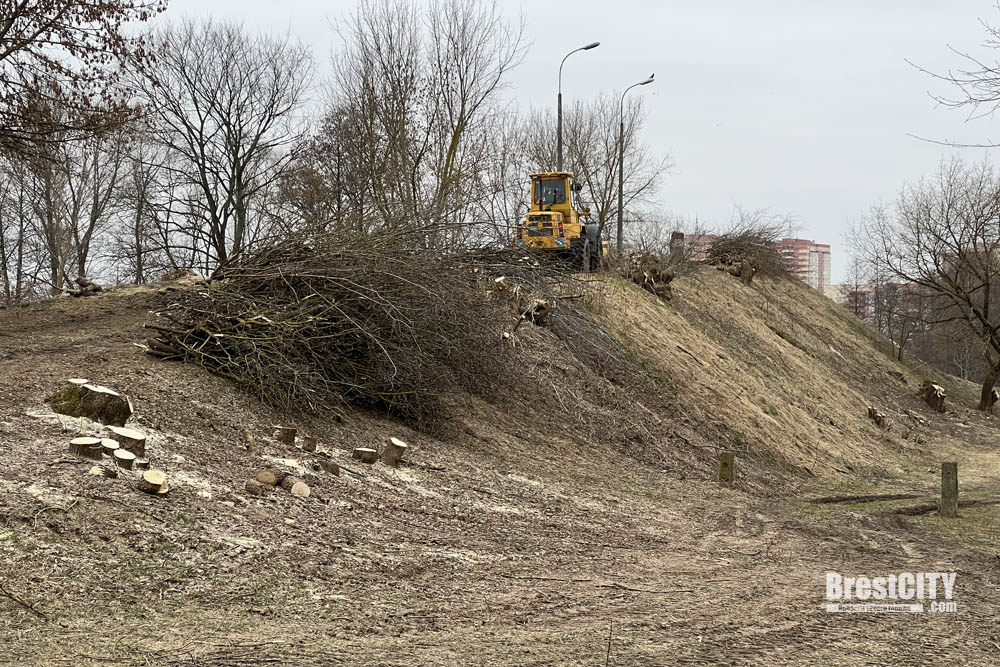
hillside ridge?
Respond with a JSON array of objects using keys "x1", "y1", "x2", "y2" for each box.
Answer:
[{"x1": 1, "y1": 266, "x2": 998, "y2": 665}]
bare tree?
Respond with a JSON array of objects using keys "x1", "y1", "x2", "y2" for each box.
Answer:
[
  {"x1": 329, "y1": 0, "x2": 525, "y2": 239},
  {"x1": 0, "y1": 0, "x2": 164, "y2": 153},
  {"x1": 131, "y1": 19, "x2": 313, "y2": 265},
  {"x1": 842, "y1": 253, "x2": 870, "y2": 319},
  {"x1": 859, "y1": 157, "x2": 1000, "y2": 409},
  {"x1": 0, "y1": 155, "x2": 45, "y2": 303}
]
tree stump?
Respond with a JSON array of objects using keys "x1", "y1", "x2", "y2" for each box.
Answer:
[
  {"x1": 137, "y1": 470, "x2": 169, "y2": 495},
  {"x1": 274, "y1": 426, "x2": 297, "y2": 446},
  {"x1": 113, "y1": 448, "x2": 136, "y2": 470},
  {"x1": 134, "y1": 458, "x2": 150, "y2": 471},
  {"x1": 382, "y1": 437, "x2": 408, "y2": 467},
  {"x1": 352, "y1": 447, "x2": 378, "y2": 464},
  {"x1": 280, "y1": 475, "x2": 311, "y2": 497},
  {"x1": 107, "y1": 426, "x2": 146, "y2": 456},
  {"x1": 102, "y1": 465, "x2": 119, "y2": 479},
  {"x1": 919, "y1": 382, "x2": 946, "y2": 413},
  {"x1": 100, "y1": 438, "x2": 120, "y2": 457},
  {"x1": 69, "y1": 437, "x2": 103, "y2": 461},
  {"x1": 49, "y1": 381, "x2": 132, "y2": 426},
  {"x1": 300, "y1": 434, "x2": 317, "y2": 452}
]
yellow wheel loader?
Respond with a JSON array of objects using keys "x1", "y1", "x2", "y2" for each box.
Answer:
[{"x1": 514, "y1": 171, "x2": 604, "y2": 271}]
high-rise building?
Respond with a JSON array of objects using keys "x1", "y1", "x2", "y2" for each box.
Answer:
[{"x1": 777, "y1": 238, "x2": 832, "y2": 293}]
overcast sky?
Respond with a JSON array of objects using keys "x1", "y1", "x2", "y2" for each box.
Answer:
[{"x1": 165, "y1": 0, "x2": 1000, "y2": 281}]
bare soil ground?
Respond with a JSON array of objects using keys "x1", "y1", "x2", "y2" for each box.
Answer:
[{"x1": 1, "y1": 270, "x2": 999, "y2": 666}]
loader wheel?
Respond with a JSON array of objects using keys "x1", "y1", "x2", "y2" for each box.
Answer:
[
  {"x1": 568, "y1": 238, "x2": 586, "y2": 271},
  {"x1": 585, "y1": 238, "x2": 601, "y2": 273}
]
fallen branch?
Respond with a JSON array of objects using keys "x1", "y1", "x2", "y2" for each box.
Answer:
[
  {"x1": 894, "y1": 499, "x2": 1000, "y2": 516},
  {"x1": 499, "y1": 574, "x2": 594, "y2": 583},
  {"x1": 675, "y1": 345, "x2": 705, "y2": 366},
  {"x1": 809, "y1": 493, "x2": 923, "y2": 504},
  {"x1": 595, "y1": 583, "x2": 695, "y2": 594},
  {"x1": 0, "y1": 583, "x2": 48, "y2": 620}
]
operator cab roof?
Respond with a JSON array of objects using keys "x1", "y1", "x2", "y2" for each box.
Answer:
[{"x1": 529, "y1": 171, "x2": 574, "y2": 180}]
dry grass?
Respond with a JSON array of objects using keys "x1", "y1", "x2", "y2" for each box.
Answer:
[{"x1": 1, "y1": 262, "x2": 1000, "y2": 665}]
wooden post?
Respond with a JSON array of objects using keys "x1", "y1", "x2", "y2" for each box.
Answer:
[
  {"x1": 940, "y1": 462, "x2": 958, "y2": 518},
  {"x1": 719, "y1": 451, "x2": 735, "y2": 485}
]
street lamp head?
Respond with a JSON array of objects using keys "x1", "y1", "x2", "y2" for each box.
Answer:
[
  {"x1": 641, "y1": 73, "x2": 655, "y2": 85},
  {"x1": 583, "y1": 41, "x2": 600, "y2": 50}
]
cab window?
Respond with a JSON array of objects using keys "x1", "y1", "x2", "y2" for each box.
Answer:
[{"x1": 534, "y1": 179, "x2": 566, "y2": 205}]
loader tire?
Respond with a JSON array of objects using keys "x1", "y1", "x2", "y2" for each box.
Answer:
[{"x1": 569, "y1": 238, "x2": 586, "y2": 271}]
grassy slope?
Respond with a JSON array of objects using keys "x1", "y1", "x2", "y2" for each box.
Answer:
[{"x1": 0, "y1": 267, "x2": 997, "y2": 665}]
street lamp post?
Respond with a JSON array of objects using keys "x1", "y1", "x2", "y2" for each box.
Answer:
[
  {"x1": 557, "y1": 41, "x2": 600, "y2": 172},
  {"x1": 617, "y1": 73, "x2": 654, "y2": 253}
]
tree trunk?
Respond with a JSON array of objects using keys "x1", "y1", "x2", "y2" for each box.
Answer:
[{"x1": 978, "y1": 366, "x2": 999, "y2": 411}]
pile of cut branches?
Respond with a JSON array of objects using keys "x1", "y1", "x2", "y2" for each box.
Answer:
[
  {"x1": 144, "y1": 232, "x2": 516, "y2": 420},
  {"x1": 705, "y1": 212, "x2": 790, "y2": 278}
]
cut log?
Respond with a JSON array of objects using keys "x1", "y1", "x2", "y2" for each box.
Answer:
[
  {"x1": 48, "y1": 381, "x2": 88, "y2": 419},
  {"x1": 137, "y1": 470, "x2": 167, "y2": 495},
  {"x1": 100, "y1": 438, "x2": 120, "y2": 457},
  {"x1": 67, "y1": 276, "x2": 102, "y2": 297},
  {"x1": 256, "y1": 469, "x2": 284, "y2": 486},
  {"x1": 280, "y1": 475, "x2": 311, "y2": 497},
  {"x1": 113, "y1": 448, "x2": 136, "y2": 470},
  {"x1": 274, "y1": 426, "x2": 297, "y2": 446},
  {"x1": 300, "y1": 434, "x2": 317, "y2": 452},
  {"x1": 69, "y1": 437, "x2": 103, "y2": 460},
  {"x1": 102, "y1": 465, "x2": 118, "y2": 479},
  {"x1": 245, "y1": 479, "x2": 270, "y2": 496},
  {"x1": 134, "y1": 458, "x2": 150, "y2": 471},
  {"x1": 381, "y1": 437, "x2": 408, "y2": 467},
  {"x1": 106, "y1": 426, "x2": 146, "y2": 456},
  {"x1": 352, "y1": 447, "x2": 378, "y2": 464}
]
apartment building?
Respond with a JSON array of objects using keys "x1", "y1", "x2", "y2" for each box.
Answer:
[{"x1": 777, "y1": 238, "x2": 832, "y2": 293}]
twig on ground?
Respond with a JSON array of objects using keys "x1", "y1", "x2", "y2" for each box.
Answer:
[
  {"x1": 33, "y1": 499, "x2": 78, "y2": 524},
  {"x1": 47, "y1": 458, "x2": 87, "y2": 466},
  {"x1": 0, "y1": 583, "x2": 48, "y2": 620}
]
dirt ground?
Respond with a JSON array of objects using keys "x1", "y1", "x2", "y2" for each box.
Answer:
[{"x1": 1, "y1": 277, "x2": 999, "y2": 666}]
